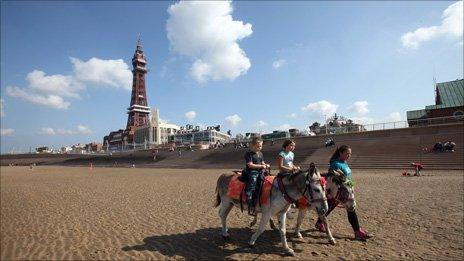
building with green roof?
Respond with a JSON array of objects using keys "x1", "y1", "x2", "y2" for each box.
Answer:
[{"x1": 407, "y1": 79, "x2": 463, "y2": 127}]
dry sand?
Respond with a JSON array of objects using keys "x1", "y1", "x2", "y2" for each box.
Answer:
[{"x1": 1, "y1": 166, "x2": 462, "y2": 260}]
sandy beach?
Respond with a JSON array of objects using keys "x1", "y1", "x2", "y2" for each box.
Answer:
[{"x1": 1, "y1": 166, "x2": 462, "y2": 260}]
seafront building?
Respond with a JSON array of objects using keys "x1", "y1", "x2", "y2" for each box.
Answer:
[
  {"x1": 407, "y1": 79, "x2": 464, "y2": 126},
  {"x1": 172, "y1": 125, "x2": 230, "y2": 146},
  {"x1": 133, "y1": 108, "x2": 181, "y2": 146}
]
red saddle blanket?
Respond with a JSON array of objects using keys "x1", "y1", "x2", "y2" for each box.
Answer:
[{"x1": 227, "y1": 175, "x2": 275, "y2": 204}]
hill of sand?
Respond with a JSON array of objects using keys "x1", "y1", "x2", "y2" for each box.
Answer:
[{"x1": 1, "y1": 166, "x2": 462, "y2": 260}]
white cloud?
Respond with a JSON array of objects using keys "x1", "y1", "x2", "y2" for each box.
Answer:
[
  {"x1": 70, "y1": 57, "x2": 132, "y2": 90},
  {"x1": 6, "y1": 57, "x2": 132, "y2": 110},
  {"x1": 385, "y1": 112, "x2": 403, "y2": 122},
  {"x1": 348, "y1": 101, "x2": 369, "y2": 116},
  {"x1": 166, "y1": 0, "x2": 253, "y2": 83},
  {"x1": 401, "y1": 1, "x2": 463, "y2": 49},
  {"x1": 276, "y1": 124, "x2": 292, "y2": 131},
  {"x1": 77, "y1": 125, "x2": 93, "y2": 134},
  {"x1": 0, "y1": 99, "x2": 4, "y2": 117},
  {"x1": 184, "y1": 110, "x2": 197, "y2": 122},
  {"x1": 272, "y1": 59, "x2": 286, "y2": 69},
  {"x1": 287, "y1": 113, "x2": 297, "y2": 118},
  {"x1": 350, "y1": 117, "x2": 375, "y2": 125},
  {"x1": 301, "y1": 100, "x2": 338, "y2": 117},
  {"x1": 6, "y1": 86, "x2": 71, "y2": 110},
  {"x1": 225, "y1": 114, "x2": 242, "y2": 126},
  {"x1": 40, "y1": 127, "x2": 56, "y2": 135},
  {"x1": 351, "y1": 112, "x2": 404, "y2": 125},
  {"x1": 1, "y1": 128, "x2": 14, "y2": 136},
  {"x1": 40, "y1": 125, "x2": 93, "y2": 136},
  {"x1": 255, "y1": 120, "x2": 269, "y2": 133},
  {"x1": 257, "y1": 120, "x2": 268, "y2": 128},
  {"x1": 26, "y1": 70, "x2": 83, "y2": 98},
  {"x1": 56, "y1": 129, "x2": 75, "y2": 135}
]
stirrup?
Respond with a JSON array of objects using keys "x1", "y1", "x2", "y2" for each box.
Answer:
[{"x1": 247, "y1": 200, "x2": 256, "y2": 216}]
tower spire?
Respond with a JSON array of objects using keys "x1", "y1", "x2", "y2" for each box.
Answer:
[
  {"x1": 136, "y1": 33, "x2": 143, "y2": 51},
  {"x1": 126, "y1": 35, "x2": 150, "y2": 141}
]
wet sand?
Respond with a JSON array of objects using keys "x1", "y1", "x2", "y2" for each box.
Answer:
[{"x1": 1, "y1": 166, "x2": 462, "y2": 260}]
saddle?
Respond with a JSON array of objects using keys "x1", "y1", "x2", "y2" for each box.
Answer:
[{"x1": 227, "y1": 173, "x2": 275, "y2": 206}]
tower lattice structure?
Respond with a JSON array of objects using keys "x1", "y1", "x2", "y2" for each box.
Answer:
[{"x1": 126, "y1": 38, "x2": 151, "y2": 141}]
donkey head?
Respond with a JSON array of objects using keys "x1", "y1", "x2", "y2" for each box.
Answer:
[
  {"x1": 325, "y1": 169, "x2": 356, "y2": 212},
  {"x1": 300, "y1": 163, "x2": 328, "y2": 216}
]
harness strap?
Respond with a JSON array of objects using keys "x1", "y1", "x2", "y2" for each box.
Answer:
[
  {"x1": 277, "y1": 176, "x2": 297, "y2": 205},
  {"x1": 333, "y1": 186, "x2": 355, "y2": 204}
]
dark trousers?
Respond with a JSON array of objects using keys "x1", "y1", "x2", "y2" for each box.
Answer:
[
  {"x1": 245, "y1": 170, "x2": 263, "y2": 202},
  {"x1": 318, "y1": 199, "x2": 360, "y2": 231}
]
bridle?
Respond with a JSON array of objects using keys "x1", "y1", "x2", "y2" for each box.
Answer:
[
  {"x1": 329, "y1": 176, "x2": 355, "y2": 204},
  {"x1": 301, "y1": 172, "x2": 327, "y2": 203},
  {"x1": 277, "y1": 170, "x2": 327, "y2": 205}
]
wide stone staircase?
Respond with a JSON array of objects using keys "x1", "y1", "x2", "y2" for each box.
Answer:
[{"x1": 298, "y1": 124, "x2": 463, "y2": 170}]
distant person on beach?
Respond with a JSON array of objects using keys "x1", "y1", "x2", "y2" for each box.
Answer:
[
  {"x1": 153, "y1": 149, "x2": 159, "y2": 161},
  {"x1": 243, "y1": 137, "x2": 270, "y2": 215},
  {"x1": 411, "y1": 162, "x2": 423, "y2": 176},
  {"x1": 276, "y1": 139, "x2": 300, "y2": 175},
  {"x1": 315, "y1": 145, "x2": 373, "y2": 241}
]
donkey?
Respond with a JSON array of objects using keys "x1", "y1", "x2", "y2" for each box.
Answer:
[
  {"x1": 214, "y1": 164, "x2": 328, "y2": 256},
  {"x1": 293, "y1": 168, "x2": 356, "y2": 244},
  {"x1": 249, "y1": 164, "x2": 337, "y2": 244}
]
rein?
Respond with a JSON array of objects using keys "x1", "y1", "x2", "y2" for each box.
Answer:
[
  {"x1": 303, "y1": 174, "x2": 327, "y2": 203},
  {"x1": 277, "y1": 175, "x2": 297, "y2": 205}
]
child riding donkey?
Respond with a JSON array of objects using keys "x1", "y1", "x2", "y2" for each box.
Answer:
[{"x1": 241, "y1": 137, "x2": 270, "y2": 215}]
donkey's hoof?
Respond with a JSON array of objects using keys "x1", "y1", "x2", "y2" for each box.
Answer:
[
  {"x1": 284, "y1": 248, "x2": 295, "y2": 256},
  {"x1": 329, "y1": 238, "x2": 336, "y2": 245},
  {"x1": 247, "y1": 242, "x2": 255, "y2": 248},
  {"x1": 295, "y1": 232, "x2": 303, "y2": 239},
  {"x1": 222, "y1": 234, "x2": 230, "y2": 241}
]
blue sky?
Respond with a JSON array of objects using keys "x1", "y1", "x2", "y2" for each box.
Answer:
[{"x1": 1, "y1": 1, "x2": 463, "y2": 153}]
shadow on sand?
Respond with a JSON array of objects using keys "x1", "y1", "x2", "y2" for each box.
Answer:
[
  {"x1": 300, "y1": 229, "x2": 353, "y2": 244},
  {"x1": 122, "y1": 227, "x2": 306, "y2": 259}
]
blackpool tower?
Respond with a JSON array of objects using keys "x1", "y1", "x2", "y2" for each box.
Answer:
[{"x1": 126, "y1": 37, "x2": 151, "y2": 142}]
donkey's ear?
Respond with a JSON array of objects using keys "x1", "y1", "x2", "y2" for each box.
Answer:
[
  {"x1": 334, "y1": 169, "x2": 345, "y2": 177},
  {"x1": 334, "y1": 169, "x2": 346, "y2": 182}
]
